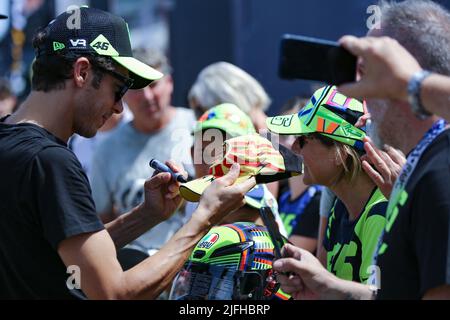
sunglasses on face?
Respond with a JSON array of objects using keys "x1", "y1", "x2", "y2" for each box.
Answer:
[
  {"x1": 296, "y1": 133, "x2": 335, "y2": 149},
  {"x1": 296, "y1": 135, "x2": 311, "y2": 149},
  {"x1": 95, "y1": 65, "x2": 134, "y2": 102}
]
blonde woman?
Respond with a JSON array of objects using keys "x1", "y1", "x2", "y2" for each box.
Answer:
[{"x1": 267, "y1": 86, "x2": 387, "y2": 284}]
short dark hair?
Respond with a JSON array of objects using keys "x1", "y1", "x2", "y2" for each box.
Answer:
[{"x1": 31, "y1": 28, "x2": 116, "y2": 92}]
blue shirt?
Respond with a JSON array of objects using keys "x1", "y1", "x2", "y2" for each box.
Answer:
[{"x1": 278, "y1": 185, "x2": 322, "y2": 237}]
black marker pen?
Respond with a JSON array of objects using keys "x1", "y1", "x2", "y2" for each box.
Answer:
[{"x1": 149, "y1": 159, "x2": 188, "y2": 183}]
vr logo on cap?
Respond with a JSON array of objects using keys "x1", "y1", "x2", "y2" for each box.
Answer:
[{"x1": 69, "y1": 39, "x2": 87, "y2": 48}]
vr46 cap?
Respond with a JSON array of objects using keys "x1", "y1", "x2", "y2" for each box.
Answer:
[
  {"x1": 266, "y1": 86, "x2": 366, "y2": 150},
  {"x1": 194, "y1": 103, "x2": 256, "y2": 138},
  {"x1": 35, "y1": 6, "x2": 163, "y2": 89}
]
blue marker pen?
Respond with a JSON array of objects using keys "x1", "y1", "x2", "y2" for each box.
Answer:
[{"x1": 149, "y1": 159, "x2": 188, "y2": 183}]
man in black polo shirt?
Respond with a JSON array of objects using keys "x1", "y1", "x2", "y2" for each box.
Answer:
[{"x1": 0, "y1": 7, "x2": 255, "y2": 299}]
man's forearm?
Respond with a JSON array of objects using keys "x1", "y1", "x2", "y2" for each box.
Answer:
[
  {"x1": 119, "y1": 209, "x2": 212, "y2": 299},
  {"x1": 105, "y1": 204, "x2": 163, "y2": 249},
  {"x1": 421, "y1": 74, "x2": 450, "y2": 122}
]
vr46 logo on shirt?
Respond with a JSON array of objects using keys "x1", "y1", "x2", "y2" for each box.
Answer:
[
  {"x1": 328, "y1": 241, "x2": 358, "y2": 280},
  {"x1": 90, "y1": 34, "x2": 119, "y2": 56}
]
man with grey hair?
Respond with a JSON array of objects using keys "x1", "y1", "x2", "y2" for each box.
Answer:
[
  {"x1": 90, "y1": 48, "x2": 196, "y2": 262},
  {"x1": 273, "y1": 0, "x2": 450, "y2": 299}
]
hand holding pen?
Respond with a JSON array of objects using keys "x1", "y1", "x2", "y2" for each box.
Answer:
[
  {"x1": 149, "y1": 159, "x2": 188, "y2": 183},
  {"x1": 141, "y1": 159, "x2": 187, "y2": 221}
]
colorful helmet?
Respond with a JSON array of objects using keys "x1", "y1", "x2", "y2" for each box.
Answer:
[
  {"x1": 266, "y1": 85, "x2": 366, "y2": 150},
  {"x1": 194, "y1": 103, "x2": 256, "y2": 138},
  {"x1": 169, "y1": 222, "x2": 291, "y2": 300}
]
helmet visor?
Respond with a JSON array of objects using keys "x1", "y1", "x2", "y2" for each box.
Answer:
[{"x1": 169, "y1": 262, "x2": 264, "y2": 300}]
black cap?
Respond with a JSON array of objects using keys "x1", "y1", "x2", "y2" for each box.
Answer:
[
  {"x1": 0, "y1": 14, "x2": 7, "y2": 19},
  {"x1": 35, "y1": 6, "x2": 162, "y2": 89}
]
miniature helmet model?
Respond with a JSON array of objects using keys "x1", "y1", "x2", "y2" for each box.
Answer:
[{"x1": 169, "y1": 222, "x2": 290, "y2": 300}]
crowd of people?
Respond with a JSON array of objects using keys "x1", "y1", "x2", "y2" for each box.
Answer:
[{"x1": 0, "y1": 0, "x2": 449, "y2": 300}]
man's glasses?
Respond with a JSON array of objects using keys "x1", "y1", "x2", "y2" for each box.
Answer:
[{"x1": 95, "y1": 65, "x2": 134, "y2": 102}]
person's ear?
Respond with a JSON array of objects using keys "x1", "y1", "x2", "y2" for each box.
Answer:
[{"x1": 73, "y1": 57, "x2": 91, "y2": 88}]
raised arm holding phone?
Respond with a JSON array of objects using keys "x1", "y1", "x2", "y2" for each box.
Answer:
[{"x1": 338, "y1": 35, "x2": 450, "y2": 121}]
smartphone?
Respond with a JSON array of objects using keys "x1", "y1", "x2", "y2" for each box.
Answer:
[
  {"x1": 278, "y1": 34, "x2": 357, "y2": 85},
  {"x1": 259, "y1": 207, "x2": 285, "y2": 259}
]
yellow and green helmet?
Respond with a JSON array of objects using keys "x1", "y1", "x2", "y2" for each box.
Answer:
[
  {"x1": 267, "y1": 86, "x2": 366, "y2": 151},
  {"x1": 194, "y1": 103, "x2": 256, "y2": 137},
  {"x1": 169, "y1": 222, "x2": 291, "y2": 300}
]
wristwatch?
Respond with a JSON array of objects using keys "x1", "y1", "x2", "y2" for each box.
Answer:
[
  {"x1": 368, "y1": 284, "x2": 379, "y2": 300},
  {"x1": 407, "y1": 70, "x2": 432, "y2": 120}
]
